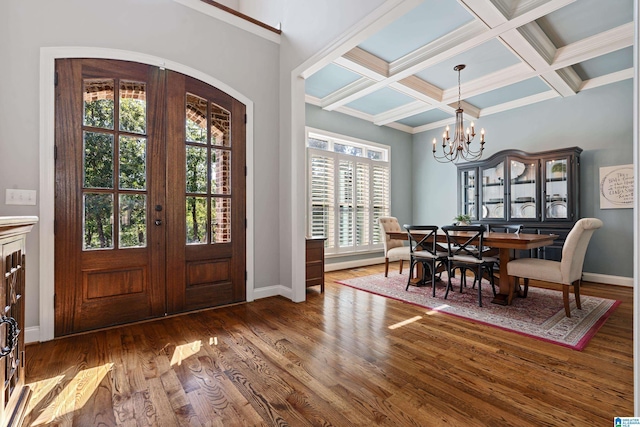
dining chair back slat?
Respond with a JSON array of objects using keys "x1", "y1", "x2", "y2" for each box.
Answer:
[{"x1": 441, "y1": 224, "x2": 497, "y2": 307}]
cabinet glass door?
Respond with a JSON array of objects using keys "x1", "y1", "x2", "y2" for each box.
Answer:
[
  {"x1": 509, "y1": 158, "x2": 538, "y2": 220},
  {"x1": 544, "y1": 158, "x2": 569, "y2": 220},
  {"x1": 482, "y1": 161, "x2": 505, "y2": 219},
  {"x1": 460, "y1": 169, "x2": 477, "y2": 219}
]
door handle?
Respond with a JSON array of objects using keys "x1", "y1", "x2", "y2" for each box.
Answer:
[{"x1": 154, "y1": 219, "x2": 162, "y2": 226}]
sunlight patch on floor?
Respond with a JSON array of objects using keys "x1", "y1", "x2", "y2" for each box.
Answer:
[
  {"x1": 388, "y1": 316, "x2": 422, "y2": 329},
  {"x1": 28, "y1": 363, "x2": 112, "y2": 426},
  {"x1": 170, "y1": 340, "x2": 202, "y2": 366}
]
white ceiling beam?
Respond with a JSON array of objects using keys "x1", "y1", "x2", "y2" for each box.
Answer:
[
  {"x1": 324, "y1": 0, "x2": 575, "y2": 111},
  {"x1": 579, "y1": 68, "x2": 634, "y2": 91},
  {"x1": 479, "y1": 90, "x2": 559, "y2": 116},
  {"x1": 319, "y1": 77, "x2": 377, "y2": 109},
  {"x1": 463, "y1": 0, "x2": 580, "y2": 97},
  {"x1": 373, "y1": 100, "x2": 433, "y2": 125},
  {"x1": 442, "y1": 62, "x2": 534, "y2": 102},
  {"x1": 296, "y1": 0, "x2": 424, "y2": 78},
  {"x1": 553, "y1": 22, "x2": 634, "y2": 69}
]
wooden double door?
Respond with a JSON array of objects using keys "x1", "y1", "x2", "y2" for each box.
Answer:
[{"x1": 54, "y1": 59, "x2": 246, "y2": 336}]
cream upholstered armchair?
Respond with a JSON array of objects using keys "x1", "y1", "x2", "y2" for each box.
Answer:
[
  {"x1": 506, "y1": 218, "x2": 603, "y2": 317},
  {"x1": 378, "y1": 217, "x2": 411, "y2": 277}
]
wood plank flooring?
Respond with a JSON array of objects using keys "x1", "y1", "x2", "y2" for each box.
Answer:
[{"x1": 23, "y1": 263, "x2": 633, "y2": 426}]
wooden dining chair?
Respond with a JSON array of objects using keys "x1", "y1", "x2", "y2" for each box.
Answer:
[
  {"x1": 403, "y1": 225, "x2": 448, "y2": 296},
  {"x1": 378, "y1": 217, "x2": 411, "y2": 277},
  {"x1": 441, "y1": 224, "x2": 498, "y2": 307},
  {"x1": 506, "y1": 218, "x2": 603, "y2": 317}
]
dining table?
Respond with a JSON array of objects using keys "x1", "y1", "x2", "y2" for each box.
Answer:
[{"x1": 386, "y1": 229, "x2": 558, "y2": 305}]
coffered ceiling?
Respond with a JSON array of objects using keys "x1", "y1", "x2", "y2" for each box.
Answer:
[{"x1": 304, "y1": 0, "x2": 634, "y2": 134}]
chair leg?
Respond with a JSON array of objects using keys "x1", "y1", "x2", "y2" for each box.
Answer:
[
  {"x1": 562, "y1": 286, "x2": 571, "y2": 317},
  {"x1": 444, "y1": 265, "x2": 453, "y2": 300},
  {"x1": 384, "y1": 258, "x2": 389, "y2": 277},
  {"x1": 399, "y1": 259, "x2": 404, "y2": 275},
  {"x1": 431, "y1": 260, "x2": 437, "y2": 297},
  {"x1": 523, "y1": 278, "x2": 529, "y2": 297},
  {"x1": 573, "y1": 280, "x2": 582, "y2": 310}
]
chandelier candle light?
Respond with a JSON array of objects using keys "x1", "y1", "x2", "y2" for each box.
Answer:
[{"x1": 433, "y1": 64, "x2": 485, "y2": 163}]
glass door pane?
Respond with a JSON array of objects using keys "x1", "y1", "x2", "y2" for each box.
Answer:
[
  {"x1": 509, "y1": 159, "x2": 537, "y2": 220},
  {"x1": 545, "y1": 159, "x2": 568, "y2": 219},
  {"x1": 184, "y1": 94, "x2": 232, "y2": 245},
  {"x1": 482, "y1": 162, "x2": 505, "y2": 219},
  {"x1": 460, "y1": 169, "x2": 477, "y2": 219}
]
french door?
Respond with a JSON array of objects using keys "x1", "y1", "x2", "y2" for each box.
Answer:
[{"x1": 54, "y1": 59, "x2": 246, "y2": 336}]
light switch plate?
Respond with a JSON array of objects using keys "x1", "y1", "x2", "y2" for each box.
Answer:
[{"x1": 5, "y1": 189, "x2": 37, "y2": 205}]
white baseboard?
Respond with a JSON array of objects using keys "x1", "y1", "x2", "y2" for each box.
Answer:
[
  {"x1": 252, "y1": 284, "x2": 293, "y2": 300},
  {"x1": 582, "y1": 272, "x2": 633, "y2": 287},
  {"x1": 25, "y1": 326, "x2": 40, "y2": 344},
  {"x1": 325, "y1": 257, "x2": 385, "y2": 272}
]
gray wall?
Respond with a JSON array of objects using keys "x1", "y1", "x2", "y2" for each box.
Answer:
[
  {"x1": 1, "y1": 0, "x2": 281, "y2": 328},
  {"x1": 412, "y1": 79, "x2": 633, "y2": 278},
  {"x1": 305, "y1": 104, "x2": 413, "y2": 265}
]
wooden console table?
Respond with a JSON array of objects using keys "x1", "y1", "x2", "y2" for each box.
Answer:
[{"x1": 0, "y1": 217, "x2": 37, "y2": 427}]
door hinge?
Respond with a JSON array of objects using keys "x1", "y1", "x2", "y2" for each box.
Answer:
[
  {"x1": 244, "y1": 166, "x2": 247, "y2": 176},
  {"x1": 244, "y1": 114, "x2": 247, "y2": 124},
  {"x1": 245, "y1": 218, "x2": 247, "y2": 229},
  {"x1": 54, "y1": 71, "x2": 58, "y2": 87},
  {"x1": 53, "y1": 293, "x2": 56, "y2": 308},
  {"x1": 54, "y1": 145, "x2": 57, "y2": 161},
  {"x1": 245, "y1": 270, "x2": 248, "y2": 281}
]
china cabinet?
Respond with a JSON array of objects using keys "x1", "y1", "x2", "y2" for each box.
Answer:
[
  {"x1": 457, "y1": 147, "x2": 581, "y2": 261},
  {"x1": 0, "y1": 217, "x2": 37, "y2": 427}
]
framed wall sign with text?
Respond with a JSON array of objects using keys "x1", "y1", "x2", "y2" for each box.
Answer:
[{"x1": 599, "y1": 164, "x2": 633, "y2": 209}]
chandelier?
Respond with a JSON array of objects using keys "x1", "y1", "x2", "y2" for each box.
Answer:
[{"x1": 432, "y1": 64, "x2": 485, "y2": 163}]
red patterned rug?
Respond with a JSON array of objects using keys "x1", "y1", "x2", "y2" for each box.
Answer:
[{"x1": 336, "y1": 272, "x2": 620, "y2": 350}]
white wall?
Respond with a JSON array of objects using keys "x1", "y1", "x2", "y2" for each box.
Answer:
[
  {"x1": 1, "y1": 0, "x2": 281, "y2": 330},
  {"x1": 239, "y1": 0, "x2": 283, "y2": 29}
]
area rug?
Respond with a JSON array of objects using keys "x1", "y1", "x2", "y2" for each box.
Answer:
[{"x1": 336, "y1": 272, "x2": 621, "y2": 350}]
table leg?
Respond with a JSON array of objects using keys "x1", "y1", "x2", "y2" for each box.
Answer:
[{"x1": 491, "y1": 248, "x2": 512, "y2": 305}]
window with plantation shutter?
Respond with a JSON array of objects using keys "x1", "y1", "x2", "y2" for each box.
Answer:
[{"x1": 306, "y1": 128, "x2": 390, "y2": 255}]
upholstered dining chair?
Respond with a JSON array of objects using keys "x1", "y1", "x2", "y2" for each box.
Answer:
[
  {"x1": 403, "y1": 225, "x2": 448, "y2": 296},
  {"x1": 441, "y1": 224, "x2": 498, "y2": 307},
  {"x1": 378, "y1": 217, "x2": 411, "y2": 277},
  {"x1": 506, "y1": 217, "x2": 603, "y2": 317}
]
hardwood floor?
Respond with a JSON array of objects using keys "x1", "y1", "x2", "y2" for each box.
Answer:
[{"x1": 24, "y1": 263, "x2": 633, "y2": 426}]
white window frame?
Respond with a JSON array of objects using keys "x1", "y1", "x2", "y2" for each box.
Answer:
[{"x1": 305, "y1": 127, "x2": 390, "y2": 255}]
